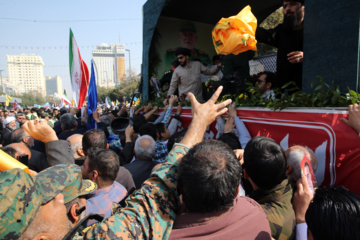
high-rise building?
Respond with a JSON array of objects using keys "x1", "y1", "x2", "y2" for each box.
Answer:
[
  {"x1": 92, "y1": 43, "x2": 125, "y2": 88},
  {"x1": 45, "y1": 76, "x2": 63, "y2": 97},
  {"x1": 7, "y1": 54, "x2": 46, "y2": 96}
]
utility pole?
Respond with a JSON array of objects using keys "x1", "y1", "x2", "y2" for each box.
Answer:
[{"x1": 125, "y1": 49, "x2": 131, "y2": 80}]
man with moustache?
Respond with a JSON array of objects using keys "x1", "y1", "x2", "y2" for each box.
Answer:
[
  {"x1": 167, "y1": 47, "x2": 221, "y2": 101},
  {"x1": 256, "y1": 0, "x2": 305, "y2": 90}
]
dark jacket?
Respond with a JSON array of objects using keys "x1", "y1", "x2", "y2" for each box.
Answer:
[
  {"x1": 45, "y1": 140, "x2": 74, "y2": 166},
  {"x1": 124, "y1": 159, "x2": 159, "y2": 189},
  {"x1": 256, "y1": 25, "x2": 303, "y2": 89},
  {"x1": 28, "y1": 149, "x2": 48, "y2": 172},
  {"x1": 115, "y1": 166, "x2": 136, "y2": 193}
]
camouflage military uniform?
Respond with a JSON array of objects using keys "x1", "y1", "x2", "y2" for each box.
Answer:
[
  {"x1": 0, "y1": 164, "x2": 90, "y2": 239},
  {"x1": 250, "y1": 179, "x2": 296, "y2": 240},
  {"x1": 77, "y1": 144, "x2": 189, "y2": 240}
]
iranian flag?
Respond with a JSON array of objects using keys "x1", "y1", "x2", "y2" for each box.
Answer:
[
  {"x1": 69, "y1": 28, "x2": 89, "y2": 109},
  {"x1": 61, "y1": 92, "x2": 73, "y2": 106}
]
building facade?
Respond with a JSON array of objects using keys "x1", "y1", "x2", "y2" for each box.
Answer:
[
  {"x1": 92, "y1": 43, "x2": 125, "y2": 88},
  {"x1": 7, "y1": 54, "x2": 46, "y2": 96},
  {"x1": 45, "y1": 76, "x2": 63, "y2": 97}
]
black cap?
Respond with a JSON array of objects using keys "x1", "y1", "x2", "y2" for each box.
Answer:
[{"x1": 111, "y1": 117, "x2": 130, "y2": 135}]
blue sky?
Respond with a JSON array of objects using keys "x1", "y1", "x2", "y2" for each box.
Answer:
[{"x1": 0, "y1": 0, "x2": 146, "y2": 96}]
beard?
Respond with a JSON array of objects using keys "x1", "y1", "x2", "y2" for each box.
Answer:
[
  {"x1": 283, "y1": 10, "x2": 303, "y2": 30},
  {"x1": 180, "y1": 61, "x2": 187, "y2": 67},
  {"x1": 8, "y1": 125, "x2": 16, "y2": 131}
]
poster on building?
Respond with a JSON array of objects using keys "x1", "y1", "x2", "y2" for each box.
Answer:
[{"x1": 156, "y1": 16, "x2": 217, "y2": 77}]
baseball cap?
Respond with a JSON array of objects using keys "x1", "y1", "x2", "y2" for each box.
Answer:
[
  {"x1": 0, "y1": 164, "x2": 89, "y2": 239},
  {"x1": 111, "y1": 117, "x2": 130, "y2": 135}
]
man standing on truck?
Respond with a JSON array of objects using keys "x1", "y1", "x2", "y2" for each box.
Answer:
[
  {"x1": 256, "y1": 0, "x2": 305, "y2": 90},
  {"x1": 167, "y1": 48, "x2": 221, "y2": 101}
]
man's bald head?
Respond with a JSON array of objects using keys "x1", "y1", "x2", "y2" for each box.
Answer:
[
  {"x1": 8, "y1": 143, "x2": 31, "y2": 159},
  {"x1": 67, "y1": 134, "x2": 84, "y2": 159}
]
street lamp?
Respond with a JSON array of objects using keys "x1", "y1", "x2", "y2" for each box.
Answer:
[{"x1": 125, "y1": 49, "x2": 131, "y2": 79}]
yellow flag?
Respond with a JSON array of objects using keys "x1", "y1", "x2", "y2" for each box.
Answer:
[
  {"x1": 6, "y1": 95, "x2": 12, "y2": 102},
  {"x1": 212, "y1": 5, "x2": 257, "y2": 55},
  {"x1": 5, "y1": 95, "x2": 12, "y2": 106}
]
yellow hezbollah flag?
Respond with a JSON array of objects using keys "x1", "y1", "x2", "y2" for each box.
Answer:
[
  {"x1": 212, "y1": 5, "x2": 257, "y2": 55},
  {"x1": 5, "y1": 95, "x2": 12, "y2": 107},
  {"x1": 0, "y1": 149, "x2": 32, "y2": 175}
]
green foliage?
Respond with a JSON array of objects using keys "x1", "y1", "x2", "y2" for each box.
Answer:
[
  {"x1": 14, "y1": 91, "x2": 47, "y2": 107},
  {"x1": 229, "y1": 76, "x2": 357, "y2": 110},
  {"x1": 97, "y1": 77, "x2": 140, "y2": 103},
  {"x1": 145, "y1": 77, "x2": 359, "y2": 111}
]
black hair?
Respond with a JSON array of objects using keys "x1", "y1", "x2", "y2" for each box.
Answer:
[
  {"x1": 212, "y1": 55, "x2": 221, "y2": 63},
  {"x1": 139, "y1": 123, "x2": 158, "y2": 141},
  {"x1": 59, "y1": 107, "x2": 68, "y2": 116},
  {"x1": 87, "y1": 147, "x2": 119, "y2": 182},
  {"x1": 2, "y1": 146, "x2": 16, "y2": 158},
  {"x1": 82, "y1": 129, "x2": 107, "y2": 155},
  {"x1": 258, "y1": 71, "x2": 277, "y2": 88},
  {"x1": 132, "y1": 115, "x2": 146, "y2": 133},
  {"x1": 10, "y1": 128, "x2": 27, "y2": 144},
  {"x1": 60, "y1": 113, "x2": 77, "y2": 131},
  {"x1": 178, "y1": 139, "x2": 242, "y2": 213},
  {"x1": 306, "y1": 186, "x2": 360, "y2": 240},
  {"x1": 155, "y1": 122, "x2": 166, "y2": 141},
  {"x1": 171, "y1": 60, "x2": 180, "y2": 68},
  {"x1": 175, "y1": 47, "x2": 191, "y2": 57},
  {"x1": 243, "y1": 136, "x2": 287, "y2": 190},
  {"x1": 167, "y1": 128, "x2": 187, "y2": 152},
  {"x1": 217, "y1": 132, "x2": 242, "y2": 150}
]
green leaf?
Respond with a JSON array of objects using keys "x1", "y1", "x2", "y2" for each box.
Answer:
[
  {"x1": 314, "y1": 84, "x2": 324, "y2": 91},
  {"x1": 349, "y1": 90, "x2": 357, "y2": 97},
  {"x1": 281, "y1": 81, "x2": 295, "y2": 89}
]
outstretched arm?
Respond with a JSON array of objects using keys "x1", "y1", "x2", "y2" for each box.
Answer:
[
  {"x1": 341, "y1": 104, "x2": 360, "y2": 135},
  {"x1": 23, "y1": 120, "x2": 74, "y2": 166},
  {"x1": 83, "y1": 86, "x2": 231, "y2": 240}
]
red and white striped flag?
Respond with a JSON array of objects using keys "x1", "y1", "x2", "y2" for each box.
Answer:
[
  {"x1": 61, "y1": 92, "x2": 72, "y2": 106},
  {"x1": 69, "y1": 29, "x2": 89, "y2": 109}
]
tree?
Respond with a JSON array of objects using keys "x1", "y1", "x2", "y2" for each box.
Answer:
[
  {"x1": 96, "y1": 75, "x2": 140, "y2": 103},
  {"x1": 15, "y1": 91, "x2": 46, "y2": 107}
]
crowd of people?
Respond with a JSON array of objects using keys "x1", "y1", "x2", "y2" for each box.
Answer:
[
  {"x1": 0, "y1": 86, "x2": 359, "y2": 240},
  {"x1": 1, "y1": 0, "x2": 360, "y2": 239}
]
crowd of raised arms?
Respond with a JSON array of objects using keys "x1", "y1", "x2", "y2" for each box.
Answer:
[
  {"x1": 1, "y1": 0, "x2": 360, "y2": 239},
  {"x1": 0, "y1": 87, "x2": 359, "y2": 240}
]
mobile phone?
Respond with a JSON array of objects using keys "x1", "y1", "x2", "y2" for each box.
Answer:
[{"x1": 17, "y1": 154, "x2": 29, "y2": 166}]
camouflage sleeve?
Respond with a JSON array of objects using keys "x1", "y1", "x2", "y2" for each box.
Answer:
[{"x1": 82, "y1": 144, "x2": 189, "y2": 240}]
